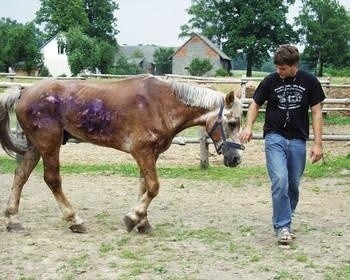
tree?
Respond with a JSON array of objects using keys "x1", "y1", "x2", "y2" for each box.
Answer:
[
  {"x1": 36, "y1": 0, "x2": 118, "y2": 41},
  {"x1": 35, "y1": 0, "x2": 89, "y2": 40},
  {"x1": 295, "y1": 0, "x2": 350, "y2": 76},
  {"x1": 188, "y1": 58, "x2": 213, "y2": 76},
  {"x1": 0, "y1": 18, "x2": 42, "y2": 73},
  {"x1": 35, "y1": 0, "x2": 119, "y2": 75},
  {"x1": 65, "y1": 27, "x2": 98, "y2": 75},
  {"x1": 112, "y1": 54, "x2": 144, "y2": 75},
  {"x1": 84, "y1": 0, "x2": 118, "y2": 42},
  {"x1": 95, "y1": 40, "x2": 117, "y2": 73},
  {"x1": 153, "y1": 47, "x2": 174, "y2": 75},
  {"x1": 180, "y1": 0, "x2": 297, "y2": 76}
]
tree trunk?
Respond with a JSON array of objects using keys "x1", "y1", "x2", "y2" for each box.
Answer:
[
  {"x1": 318, "y1": 60, "x2": 324, "y2": 77},
  {"x1": 316, "y1": 50, "x2": 323, "y2": 77},
  {"x1": 246, "y1": 49, "x2": 253, "y2": 77}
]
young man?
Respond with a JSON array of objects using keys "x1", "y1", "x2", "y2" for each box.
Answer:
[{"x1": 239, "y1": 44, "x2": 325, "y2": 245}]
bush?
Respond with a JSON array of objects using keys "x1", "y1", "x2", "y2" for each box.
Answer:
[
  {"x1": 188, "y1": 58, "x2": 213, "y2": 76},
  {"x1": 324, "y1": 67, "x2": 350, "y2": 77},
  {"x1": 215, "y1": 68, "x2": 232, "y2": 77},
  {"x1": 38, "y1": 66, "x2": 51, "y2": 77}
]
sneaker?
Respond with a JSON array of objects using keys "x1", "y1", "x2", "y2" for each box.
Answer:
[{"x1": 277, "y1": 227, "x2": 293, "y2": 245}]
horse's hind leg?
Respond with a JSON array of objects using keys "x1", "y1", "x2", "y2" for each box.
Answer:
[
  {"x1": 5, "y1": 146, "x2": 40, "y2": 232},
  {"x1": 41, "y1": 150, "x2": 86, "y2": 233}
]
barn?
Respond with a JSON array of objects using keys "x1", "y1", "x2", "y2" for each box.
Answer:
[{"x1": 171, "y1": 33, "x2": 232, "y2": 76}]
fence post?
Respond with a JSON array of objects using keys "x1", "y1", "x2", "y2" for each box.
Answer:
[
  {"x1": 240, "y1": 75, "x2": 247, "y2": 99},
  {"x1": 199, "y1": 127, "x2": 209, "y2": 169}
]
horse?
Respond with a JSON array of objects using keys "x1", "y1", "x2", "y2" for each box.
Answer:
[{"x1": 0, "y1": 74, "x2": 244, "y2": 233}]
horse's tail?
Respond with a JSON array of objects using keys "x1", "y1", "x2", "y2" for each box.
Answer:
[{"x1": 0, "y1": 87, "x2": 27, "y2": 158}]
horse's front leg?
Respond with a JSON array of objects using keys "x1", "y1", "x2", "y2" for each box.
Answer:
[
  {"x1": 41, "y1": 150, "x2": 86, "y2": 233},
  {"x1": 124, "y1": 155, "x2": 159, "y2": 233},
  {"x1": 5, "y1": 146, "x2": 40, "y2": 232},
  {"x1": 134, "y1": 172, "x2": 152, "y2": 233}
]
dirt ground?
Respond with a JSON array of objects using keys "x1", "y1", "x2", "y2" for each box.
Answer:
[{"x1": 0, "y1": 131, "x2": 349, "y2": 280}]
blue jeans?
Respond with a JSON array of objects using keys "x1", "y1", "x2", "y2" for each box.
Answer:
[{"x1": 265, "y1": 133, "x2": 306, "y2": 232}]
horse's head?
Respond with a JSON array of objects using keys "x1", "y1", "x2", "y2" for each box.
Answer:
[{"x1": 206, "y1": 91, "x2": 244, "y2": 167}]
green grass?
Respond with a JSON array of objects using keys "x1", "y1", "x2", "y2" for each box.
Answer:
[
  {"x1": 325, "y1": 263, "x2": 350, "y2": 280},
  {"x1": 1, "y1": 154, "x2": 348, "y2": 181},
  {"x1": 304, "y1": 154, "x2": 350, "y2": 178},
  {"x1": 324, "y1": 113, "x2": 350, "y2": 125}
]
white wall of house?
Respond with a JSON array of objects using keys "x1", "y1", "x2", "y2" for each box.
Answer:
[{"x1": 41, "y1": 36, "x2": 71, "y2": 77}]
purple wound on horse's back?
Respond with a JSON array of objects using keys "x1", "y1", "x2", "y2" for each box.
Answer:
[{"x1": 80, "y1": 99, "x2": 113, "y2": 134}]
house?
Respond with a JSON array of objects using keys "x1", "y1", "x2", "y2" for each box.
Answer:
[
  {"x1": 40, "y1": 33, "x2": 72, "y2": 76},
  {"x1": 171, "y1": 33, "x2": 232, "y2": 76}
]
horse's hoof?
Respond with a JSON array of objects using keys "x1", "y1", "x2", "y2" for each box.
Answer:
[
  {"x1": 136, "y1": 221, "x2": 153, "y2": 234},
  {"x1": 69, "y1": 223, "x2": 87, "y2": 233},
  {"x1": 123, "y1": 215, "x2": 137, "y2": 232},
  {"x1": 6, "y1": 222, "x2": 24, "y2": 232}
]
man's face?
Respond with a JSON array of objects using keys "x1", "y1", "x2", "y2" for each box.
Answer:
[{"x1": 275, "y1": 63, "x2": 298, "y2": 79}]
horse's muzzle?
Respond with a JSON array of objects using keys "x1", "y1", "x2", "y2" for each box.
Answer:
[{"x1": 222, "y1": 141, "x2": 243, "y2": 167}]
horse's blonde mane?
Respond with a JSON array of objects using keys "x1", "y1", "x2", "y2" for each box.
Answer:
[{"x1": 168, "y1": 80, "x2": 224, "y2": 109}]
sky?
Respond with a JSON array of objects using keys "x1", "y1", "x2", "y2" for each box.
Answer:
[{"x1": 1, "y1": 0, "x2": 349, "y2": 47}]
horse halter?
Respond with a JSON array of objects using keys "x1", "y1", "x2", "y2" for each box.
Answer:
[{"x1": 207, "y1": 104, "x2": 245, "y2": 155}]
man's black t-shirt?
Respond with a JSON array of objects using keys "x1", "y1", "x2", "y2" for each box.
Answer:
[{"x1": 253, "y1": 70, "x2": 326, "y2": 140}]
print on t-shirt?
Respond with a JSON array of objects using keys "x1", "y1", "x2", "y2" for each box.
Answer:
[{"x1": 275, "y1": 84, "x2": 306, "y2": 110}]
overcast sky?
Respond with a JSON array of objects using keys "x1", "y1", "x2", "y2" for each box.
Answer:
[{"x1": 1, "y1": 0, "x2": 349, "y2": 47}]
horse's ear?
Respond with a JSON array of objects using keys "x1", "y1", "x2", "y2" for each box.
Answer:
[{"x1": 225, "y1": 91, "x2": 235, "y2": 107}]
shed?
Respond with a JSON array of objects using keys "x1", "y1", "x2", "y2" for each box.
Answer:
[{"x1": 171, "y1": 33, "x2": 232, "y2": 76}]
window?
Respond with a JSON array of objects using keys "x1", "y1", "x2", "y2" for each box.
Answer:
[{"x1": 58, "y1": 44, "x2": 65, "y2": 55}]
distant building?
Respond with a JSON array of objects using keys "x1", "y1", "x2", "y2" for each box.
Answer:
[
  {"x1": 11, "y1": 62, "x2": 38, "y2": 76},
  {"x1": 171, "y1": 33, "x2": 232, "y2": 76},
  {"x1": 121, "y1": 45, "x2": 158, "y2": 74},
  {"x1": 40, "y1": 33, "x2": 71, "y2": 76}
]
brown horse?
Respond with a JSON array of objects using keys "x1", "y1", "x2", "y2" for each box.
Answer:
[{"x1": 0, "y1": 75, "x2": 244, "y2": 233}]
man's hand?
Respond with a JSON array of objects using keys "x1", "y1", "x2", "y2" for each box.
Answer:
[
  {"x1": 239, "y1": 128, "x2": 253, "y2": 144},
  {"x1": 309, "y1": 143, "x2": 323, "y2": 164}
]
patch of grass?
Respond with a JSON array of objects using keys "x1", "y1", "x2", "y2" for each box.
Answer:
[
  {"x1": 325, "y1": 263, "x2": 350, "y2": 280},
  {"x1": 324, "y1": 114, "x2": 350, "y2": 125},
  {"x1": 154, "y1": 265, "x2": 168, "y2": 275},
  {"x1": 299, "y1": 223, "x2": 317, "y2": 234},
  {"x1": 295, "y1": 253, "x2": 308, "y2": 263},
  {"x1": 0, "y1": 156, "x2": 19, "y2": 173},
  {"x1": 99, "y1": 242, "x2": 115, "y2": 254},
  {"x1": 119, "y1": 249, "x2": 140, "y2": 260},
  {"x1": 18, "y1": 277, "x2": 35, "y2": 280},
  {"x1": 304, "y1": 154, "x2": 350, "y2": 178},
  {"x1": 249, "y1": 254, "x2": 262, "y2": 262},
  {"x1": 0, "y1": 154, "x2": 348, "y2": 182},
  {"x1": 239, "y1": 224, "x2": 255, "y2": 237},
  {"x1": 115, "y1": 236, "x2": 131, "y2": 247},
  {"x1": 273, "y1": 270, "x2": 302, "y2": 280},
  {"x1": 173, "y1": 226, "x2": 230, "y2": 243},
  {"x1": 57, "y1": 254, "x2": 90, "y2": 276},
  {"x1": 229, "y1": 241, "x2": 239, "y2": 253},
  {"x1": 121, "y1": 260, "x2": 150, "y2": 278}
]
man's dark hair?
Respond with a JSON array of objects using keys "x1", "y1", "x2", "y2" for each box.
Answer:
[{"x1": 273, "y1": 44, "x2": 299, "y2": 66}]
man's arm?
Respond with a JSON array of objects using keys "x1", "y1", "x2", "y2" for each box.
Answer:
[
  {"x1": 239, "y1": 101, "x2": 261, "y2": 143},
  {"x1": 310, "y1": 103, "x2": 324, "y2": 163}
]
